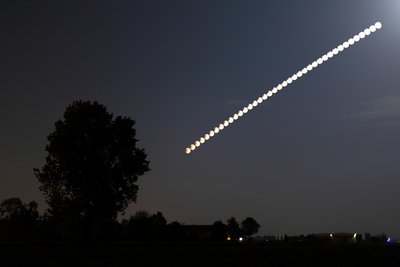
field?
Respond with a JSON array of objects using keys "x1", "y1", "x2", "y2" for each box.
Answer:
[{"x1": 1, "y1": 242, "x2": 399, "y2": 266}]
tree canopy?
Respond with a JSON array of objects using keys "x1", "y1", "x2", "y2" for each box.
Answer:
[
  {"x1": 227, "y1": 217, "x2": 241, "y2": 239},
  {"x1": 0, "y1": 197, "x2": 38, "y2": 224},
  {"x1": 241, "y1": 217, "x2": 260, "y2": 238},
  {"x1": 34, "y1": 101, "x2": 150, "y2": 226}
]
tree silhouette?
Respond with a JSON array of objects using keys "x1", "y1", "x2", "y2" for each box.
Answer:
[
  {"x1": 227, "y1": 217, "x2": 241, "y2": 240},
  {"x1": 0, "y1": 197, "x2": 38, "y2": 223},
  {"x1": 122, "y1": 210, "x2": 167, "y2": 241},
  {"x1": 34, "y1": 101, "x2": 150, "y2": 237},
  {"x1": 0, "y1": 198, "x2": 39, "y2": 241},
  {"x1": 241, "y1": 217, "x2": 260, "y2": 238}
]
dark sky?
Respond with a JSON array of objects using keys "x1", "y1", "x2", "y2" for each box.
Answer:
[{"x1": 1, "y1": 0, "x2": 399, "y2": 237}]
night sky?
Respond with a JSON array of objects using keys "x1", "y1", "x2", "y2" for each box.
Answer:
[{"x1": 1, "y1": 1, "x2": 399, "y2": 238}]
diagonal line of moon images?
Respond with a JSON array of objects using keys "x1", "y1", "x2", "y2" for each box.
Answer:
[{"x1": 185, "y1": 22, "x2": 382, "y2": 155}]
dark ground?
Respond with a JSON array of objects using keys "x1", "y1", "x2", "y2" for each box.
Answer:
[{"x1": 1, "y1": 242, "x2": 400, "y2": 267}]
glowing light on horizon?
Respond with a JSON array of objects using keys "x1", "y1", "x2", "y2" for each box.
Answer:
[{"x1": 185, "y1": 22, "x2": 383, "y2": 154}]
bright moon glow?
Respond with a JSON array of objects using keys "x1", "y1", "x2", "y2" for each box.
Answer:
[{"x1": 185, "y1": 22, "x2": 382, "y2": 154}]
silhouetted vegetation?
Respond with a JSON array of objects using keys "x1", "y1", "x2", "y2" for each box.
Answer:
[
  {"x1": 121, "y1": 210, "x2": 167, "y2": 241},
  {"x1": 0, "y1": 198, "x2": 38, "y2": 241},
  {"x1": 241, "y1": 217, "x2": 260, "y2": 238},
  {"x1": 33, "y1": 100, "x2": 150, "y2": 240},
  {"x1": 227, "y1": 217, "x2": 241, "y2": 240}
]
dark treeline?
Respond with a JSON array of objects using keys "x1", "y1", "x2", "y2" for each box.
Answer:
[
  {"x1": 0, "y1": 197, "x2": 261, "y2": 243},
  {"x1": 0, "y1": 197, "x2": 391, "y2": 245}
]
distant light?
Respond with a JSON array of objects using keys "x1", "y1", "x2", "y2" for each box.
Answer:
[
  {"x1": 353, "y1": 233, "x2": 357, "y2": 238},
  {"x1": 387, "y1": 237, "x2": 391, "y2": 243},
  {"x1": 330, "y1": 234, "x2": 333, "y2": 238},
  {"x1": 227, "y1": 236, "x2": 231, "y2": 241},
  {"x1": 185, "y1": 22, "x2": 383, "y2": 153},
  {"x1": 239, "y1": 237, "x2": 243, "y2": 242}
]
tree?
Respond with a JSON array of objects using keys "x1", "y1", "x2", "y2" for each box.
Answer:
[
  {"x1": 34, "y1": 101, "x2": 150, "y2": 234},
  {"x1": 0, "y1": 198, "x2": 39, "y2": 241},
  {"x1": 241, "y1": 217, "x2": 260, "y2": 238},
  {"x1": 0, "y1": 197, "x2": 38, "y2": 224},
  {"x1": 150, "y1": 212, "x2": 167, "y2": 229},
  {"x1": 122, "y1": 211, "x2": 167, "y2": 241},
  {"x1": 227, "y1": 217, "x2": 241, "y2": 240}
]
